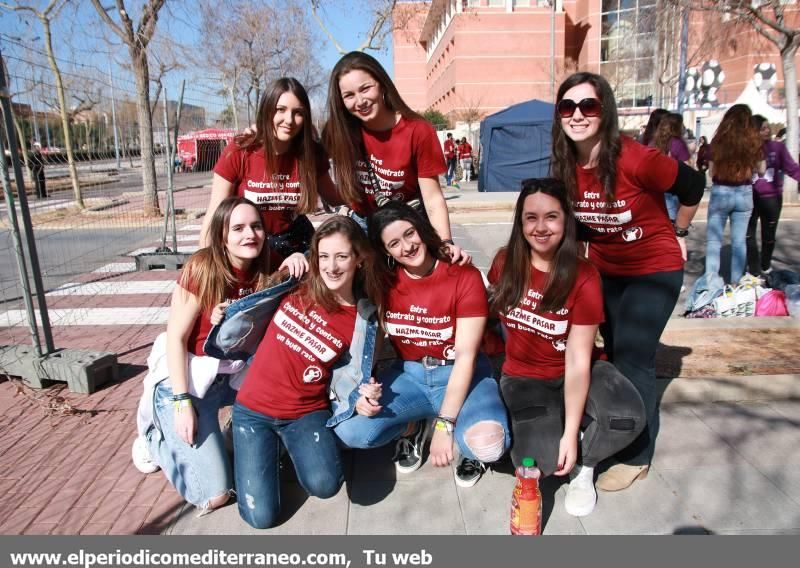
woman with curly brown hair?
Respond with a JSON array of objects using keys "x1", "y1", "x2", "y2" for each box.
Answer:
[{"x1": 705, "y1": 104, "x2": 765, "y2": 284}]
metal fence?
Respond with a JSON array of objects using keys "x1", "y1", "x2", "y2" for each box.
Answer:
[{"x1": 0, "y1": 39, "x2": 237, "y2": 385}]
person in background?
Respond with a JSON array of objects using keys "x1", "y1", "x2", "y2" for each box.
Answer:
[
  {"x1": 322, "y1": 51, "x2": 468, "y2": 264},
  {"x1": 653, "y1": 113, "x2": 692, "y2": 222},
  {"x1": 490, "y1": 178, "x2": 645, "y2": 517},
  {"x1": 443, "y1": 132, "x2": 458, "y2": 187},
  {"x1": 458, "y1": 137, "x2": 473, "y2": 182},
  {"x1": 696, "y1": 136, "x2": 711, "y2": 173},
  {"x1": 29, "y1": 142, "x2": 47, "y2": 199},
  {"x1": 550, "y1": 72, "x2": 704, "y2": 492},
  {"x1": 706, "y1": 104, "x2": 765, "y2": 285},
  {"x1": 640, "y1": 108, "x2": 668, "y2": 147},
  {"x1": 746, "y1": 115, "x2": 800, "y2": 276},
  {"x1": 201, "y1": 78, "x2": 336, "y2": 262}
]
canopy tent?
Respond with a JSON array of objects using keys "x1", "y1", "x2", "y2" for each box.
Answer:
[
  {"x1": 478, "y1": 99, "x2": 555, "y2": 192},
  {"x1": 732, "y1": 80, "x2": 786, "y2": 124},
  {"x1": 177, "y1": 128, "x2": 237, "y2": 171}
]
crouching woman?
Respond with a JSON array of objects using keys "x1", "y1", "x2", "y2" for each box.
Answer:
[
  {"x1": 232, "y1": 216, "x2": 382, "y2": 529},
  {"x1": 489, "y1": 178, "x2": 646, "y2": 517}
]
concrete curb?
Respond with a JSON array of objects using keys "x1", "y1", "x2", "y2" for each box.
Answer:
[
  {"x1": 660, "y1": 373, "x2": 800, "y2": 404},
  {"x1": 665, "y1": 316, "x2": 800, "y2": 331}
]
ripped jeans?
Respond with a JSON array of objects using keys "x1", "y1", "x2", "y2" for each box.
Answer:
[
  {"x1": 500, "y1": 360, "x2": 646, "y2": 476},
  {"x1": 232, "y1": 403, "x2": 343, "y2": 529}
]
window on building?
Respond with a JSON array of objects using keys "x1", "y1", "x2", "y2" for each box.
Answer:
[
  {"x1": 602, "y1": 0, "x2": 618, "y2": 11},
  {"x1": 488, "y1": 0, "x2": 505, "y2": 7},
  {"x1": 513, "y1": 0, "x2": 531, "y2": 7},
  {"x1": 466, "y1": 0, "x2": 481, "y2": 7}
]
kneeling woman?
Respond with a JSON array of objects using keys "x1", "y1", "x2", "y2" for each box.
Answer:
[
  {"x1": 133, "y1": 196, "x2": 304, "y2": 513},
  {"x1": 489, "y1": 178, "x2": 646, "y2": 517},
  {"x1": 333, "y1": 202, "x2": 510, "y2": 488},
  {"x1": 232, "y1": 216, "x2": 382, "y2": 529}
]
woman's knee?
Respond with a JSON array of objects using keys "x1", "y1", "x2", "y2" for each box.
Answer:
[
  {"x1": 302, "y1": 470, "x2": 343, "y2": 499},
  {"x1": 463, "y1": 420, "x2": 507, "y2": 463},
  {"x1": 238, "y1": 496, "x2": 280, "y2": 529}
]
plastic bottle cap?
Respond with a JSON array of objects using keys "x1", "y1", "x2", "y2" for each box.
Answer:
[{"x1": 522, "y1": 457, "x2": 535, "y2": 467}]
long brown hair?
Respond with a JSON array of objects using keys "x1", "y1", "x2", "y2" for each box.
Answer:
[
  {"x1": 322, "y1": 51, "x2": 425, "y2": 205},
  {"x1": 550, "y1": 72, "x2": 621, "y2": 202},
  {"x1": 711, "y1": 104, "x2": 763, "y2": 181},
  {"x1": 235, "y1": 77, "x2": 321, "y2": 214},
  {"x1": 641, "y1": 108, "x2": 668, "y2": 147},
  {"x1": 653, "y1": 113, "x2": 684, "y2": 156},
  {"x1": 179, "y1": 197, "x2": 277, "y2": 312},
  {"x1": 490, "y1": 178, "x2": 580, "y2": 315},
  {"x1": 297, "y1": 215, "x2": 384, "y2": 313}
]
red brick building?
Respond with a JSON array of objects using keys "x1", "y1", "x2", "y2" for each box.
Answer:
[{"x1": 394, "y1": 1, "x2": 800, "y2": 123}]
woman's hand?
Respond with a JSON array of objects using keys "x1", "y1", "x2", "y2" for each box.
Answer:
[
  {"x1": 279, "y1": 253, "x2": 309, "y2": 279},
  {"x1": 429, "y1": 429, "x2": 455, "y2": 467},
  {"x1": 355, "y1": 378, "x2": 383, "y2": 416},
  {"x1": 174, "y1": 404, "x2": 198, "y2": 446},
  {"x1": 553, "y1": 434, "x2": 578, "y2": 476},
  {"x1": 446, "y1": 242, "x2": 472, "y2": 266},
  {"x1": 676, "y1": 236, "x2": 687, "y2": 262},
  {"x1": 209, "y1": 301, "x2": 230, "y2": 326}
]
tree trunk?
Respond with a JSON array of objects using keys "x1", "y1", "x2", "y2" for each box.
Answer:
[
  {"x1": 13, "y1": 115, "x2": 33, "y2": 183},
  {"x1": 42, "y1": 18, "x2": 83, "y2": 208},
  {"x1": 130, "y1": 45, "x2": 161, "y2": 217},
  {"x1": 781, "y1": 44, "x2": 798, "y2": 204},
  {"x1": 228, "y1": 85, "x2": 239, "y2": 131}
]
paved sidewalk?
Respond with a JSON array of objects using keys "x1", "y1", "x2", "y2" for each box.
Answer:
[{"x1": 0, "y1": 184, "x2": 798, "y2": 535}]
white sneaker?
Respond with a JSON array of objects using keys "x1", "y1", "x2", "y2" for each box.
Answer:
[
  {"x1": 564, "y1": 465, "x2": 596, "y2": 517},
  {"x1": 131, "y1": 435, "x2": 160, "y2": 474}
]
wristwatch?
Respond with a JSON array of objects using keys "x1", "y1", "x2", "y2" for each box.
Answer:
[{"x1": 674, "y1": 225, "x2": 689, "y2": 238}]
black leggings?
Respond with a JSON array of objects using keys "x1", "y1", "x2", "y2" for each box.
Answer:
[
  {"x1": 500, "y1": 360, "x2": 646, "y2": 476},
  {"x1": 746, "y1": 193, "x2": 782, "y2": 274},
  {"x1": 600, "y1": 269, "x2": 682, "y2": 467}
]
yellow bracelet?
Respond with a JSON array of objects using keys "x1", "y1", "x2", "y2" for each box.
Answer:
[
  {"x1": 173, "y1": 399, "x2": 193, "y2": 411},
  {"x1": 434, "y1": 418, "x2": 454, "y2": 434}
]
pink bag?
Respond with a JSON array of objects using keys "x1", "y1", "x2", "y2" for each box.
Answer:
[{"x1": 755, "y1": 290, "x2": 788, "y2": 317}]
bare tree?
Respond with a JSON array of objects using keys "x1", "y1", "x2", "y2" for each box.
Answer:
[
  {"x1": 0, "y1": 0, "x2": 87, "y2": 207},
  {"x1": 197, "y1": 0, "x2": 323, "y2": 128},
  {"x1": 90, "y1": 0, "x2": 167, "y2": 217},
  {"x1": 669, "y1": 0, "x2": 799, "y2": 203},
  {"x1": 310, "y1": 0, "x2": 399, "y2": 54}
]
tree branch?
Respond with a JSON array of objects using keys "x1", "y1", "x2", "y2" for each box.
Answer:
[{"x1": 309, "y1": 0, "x2": 346, "y2": 55}]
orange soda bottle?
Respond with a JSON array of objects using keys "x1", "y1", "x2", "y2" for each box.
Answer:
[{"x1": 510, "y1": 456, "x2": 542, "y2": 535}]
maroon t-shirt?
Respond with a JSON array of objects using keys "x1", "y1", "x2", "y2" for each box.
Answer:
[
  {"x1": 573, "y1": 137, "x2": 682, "y2": 276},
  {"x1": 213, "y1": 142, "x2": 334, "y2": 235},
  {"x1": 183, "y1": 266, "x2": 258, "y2": 356},
  {"x1": 236, "y1": 292, "x2": 356, "y2": 420},
  {"x1": 488, "y1": 252, "x2": 604, "y2": 380},
  {"x1": 352, "y1": 117, "x2": 447, "y2": 215},
  {"x1": 383, "y1": 261, "x2": 488, "y2": 361}
]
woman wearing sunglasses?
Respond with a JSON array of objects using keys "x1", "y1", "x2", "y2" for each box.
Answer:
[{"x1": 550, "y1": 72, "x2": 705, "y2": 492}]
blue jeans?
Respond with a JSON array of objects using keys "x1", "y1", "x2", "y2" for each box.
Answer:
[
  {"x1": 705, "y1": 184, "x2": 754, "y2": 284},
  {"x1": 333, "y1": 354, "x2": 510, "y2": 461},
  {"x1": 664, "y1": 193, "x2": 679, "y2": 222},
  {"x1": 232, "y1": 403, "x2": 343, "y2": 529},
  {"x1": 147, "y1": 377, "x2": 237, "y2": 509},
  {"x1": 446, "y1": 157, "x2": 457, "y2": 185}
]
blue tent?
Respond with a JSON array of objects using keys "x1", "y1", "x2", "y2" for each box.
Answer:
[{"x1": 478, "y1": 99, "x2": 554, "y2": 192}]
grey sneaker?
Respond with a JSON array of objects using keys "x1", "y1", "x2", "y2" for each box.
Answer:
[{"x1": 392, "y1": 420, "x2": 428, "y2": 474}]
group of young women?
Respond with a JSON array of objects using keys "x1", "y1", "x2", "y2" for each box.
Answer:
[{"x1": 133, "y1": 56, "x2": 707, "y2": 529}]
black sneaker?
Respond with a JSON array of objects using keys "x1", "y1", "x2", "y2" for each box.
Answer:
[
  {"x1": 392, "y1": 420, "x2": 428, "y2": 474},
  {"x1": 454, "y1": 457, "x2": 486, "y2": 488}
]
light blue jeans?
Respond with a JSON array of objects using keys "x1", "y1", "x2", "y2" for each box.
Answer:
[
  {"x1": 705, "y1": 184, "x2": 754, "y2": 284},
  {"x1": 333, "y1": 354, "x2": 510, "y2": 461},
  {"x1": 147, "y1": 376, "x2": 237, "y2": 509}
]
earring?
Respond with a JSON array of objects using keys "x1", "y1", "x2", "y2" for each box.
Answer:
[{"x1": 386, "y1": 255, "x2": 396, "y2": 269}]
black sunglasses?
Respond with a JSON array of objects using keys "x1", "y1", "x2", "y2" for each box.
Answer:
[{"x1": 556, "y1": 98, "x2": 602, "y2": 118}]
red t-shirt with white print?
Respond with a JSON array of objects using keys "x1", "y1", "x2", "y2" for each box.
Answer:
[
  {"x1": 213, "y1": 142, "x2": 334, "y2": 235},
  {"x1": 351, "y1": 117, "x2": 447, "y2": 216},
  {"x1": 383, "y1": 261, "x2": 488, "y2": 361},
  {"x1": 236, "y1": 291, "x2": 356, "y2": 420},
  {"x1": 183, "y1": 266, "x2": 259, "y2": 357},
  {"x1": 573, "y1": 136, "x2": 682, "y2": 276},
  {"x1": 488, "y1": 252, "x2": 604, "y2": 380}
]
